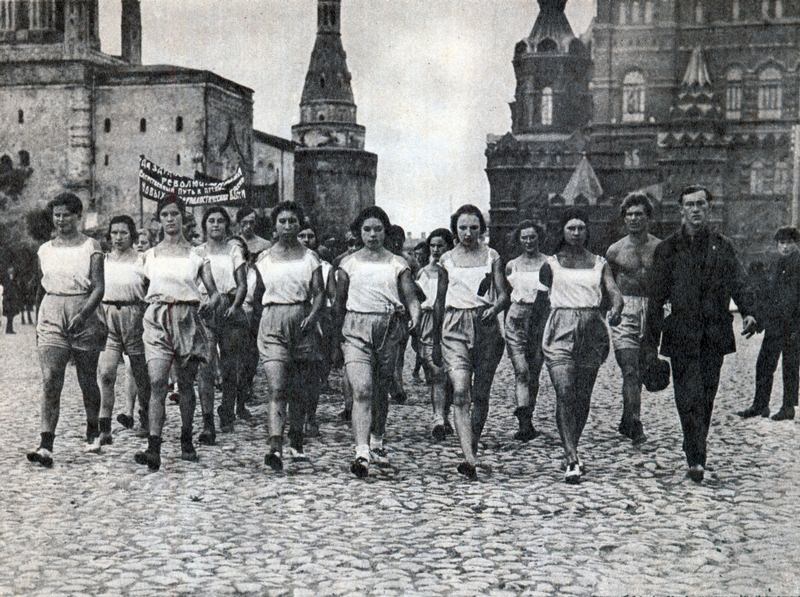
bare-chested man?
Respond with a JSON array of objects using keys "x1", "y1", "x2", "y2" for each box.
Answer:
[{"x1": 606, "y1": 192, "x2": 661, "y2": 444}]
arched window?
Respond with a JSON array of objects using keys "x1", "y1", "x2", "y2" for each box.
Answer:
[
  {"x1": 18, "y1": 150, "x2": 30, "y2": 167},
  {"x1": 541, "y1": 87, "x2": 553, "y2": 126},
  {"x1": 317, "y1": 113, "x2": 325, "y2": 122},
  {"x1": 725, "y1": 68, "x2": 743, "y2": 119},
  {"x1": 644, "y1": 1, "x2": 654, "y2": 23},
  {"x1": 762, "y1": 0, "x2": 769, "y2": 18},
  {"x1": 619, "y1": 1, "x2": 627, "y2": 24},
  {"x1": 103, "y1": 118, "x2": 111, "y2": 133},
  {"x1": 104, "y1": 154, "x2": 109, "y2": 166},
  {"x1": 750, "y1": 161, "x2": 765, "y2": 194},
  {"x1": 775, "y1": 0, "x2": 783, "y2": 18},
  {"x1": 175, "y1": 116, "x2": 183, "y2": 132},
  {"x1": 758, "y1": 67, "x2": 782, "y2": 119},
  {"x1": 320, "y1": 75, "x2": 326, "y2": 89},
  {"x1": 0, "y1": 154, "x2": 11, "y2": 173},
  {"x1": 775, "y1": 161, "x2": 791, "y2": 194},
  {"x1": 139, "y1": 118, "x2": 147, "y2": 133},
  {"x1": 731, "y1": 0, "x2": 740, "y2": 20},
  {"x1": 695, "y1": 0, "x2": 704, "y2": 23},
  {"x1": 176, "y1": 153, "x2": 181, "y2": 166},
  {"x1": 17, "y1": 109, "x2": 23, "y2": 124},
  {"x1": 622, "y1": 71, "x2": 645, "y2": 122},
  {"x1": 536, "y1": 38, "x2": 557, "y2": 53},
  {"x1": 631, "y1": 1, "x2": 640, "y2": 23}
]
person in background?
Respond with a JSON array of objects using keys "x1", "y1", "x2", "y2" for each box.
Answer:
[
  {"x1": 606, "y1": 193, "x2": 661, "y2": 445},
  {"x1": 27, "y1": 192, "x2": 107, "y2": 467},
  {"x1": 737, "y1": 226, "x2": 800, "y2": 422},
  {"x1": 644, "y1": 185, "x2": 757, "y2": 483},
  {"x1": 2, "y1": 265, "x2": 20, "y2": 334},
  {"x1": 411, "y1": 241, "x2": 431, "y2": 382},
  {"x1": 386, "y1": 223, "x2": 412, "y2": 405}
]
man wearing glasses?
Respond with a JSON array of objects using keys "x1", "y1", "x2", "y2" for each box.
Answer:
[
  {"x1": 606, "y1": 192, "x2": 661, "y2": 445},
  {"x1": 644, "y1": 185, "x2": 757, "y2": 483}
]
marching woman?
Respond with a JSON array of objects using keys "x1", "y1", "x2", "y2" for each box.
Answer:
[
  {"x1": 117, "y1": 229, "x2": 153, "y2": 433},
  {"x1": 196, "y1": 207, "x2": 248, "y2": 444},
  {"x1": 505, "y1": 220, "x2": 549, "y2": 442},
  {"x1": 254, "y1": 202, "x2": 325, "y2": 470},
  {"x1": 297, "y1": 223, "x2": 335, "y2": 437},
  {"x1": 416, "y1": 228, "x2": 454, "y2": 441},
  {"x1": 96, "y1": 216, "x2": 151, "y2": 446},
  {"x1": 438, "y1": 204, "x2": 509, "y2": 479},
  {"x1": 334, "y1": 206, "x2": 421, "y2": 478},
  {"x1": 134, "y1": 194, "x2": 221, "y2": 471},
  {"x1": 538, "y1": 207, "x2": 623, "y2": 483},
  {"x1": 27, "y1": 192, "x2": 107, "y2": 467}
]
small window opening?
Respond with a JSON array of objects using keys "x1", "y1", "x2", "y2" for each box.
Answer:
[
  {"x1": 104, "y1": 118, "x2": 111, "y2": 133},
  {"x1": 18, "y1": 110, "x2": 24, "y2": 124},
  {"x1": 176, "y1": 116, "x2": 183, "y2": 132},
  {"x1": 140, "y1": 118, "x2": 147, "y2": 133}
]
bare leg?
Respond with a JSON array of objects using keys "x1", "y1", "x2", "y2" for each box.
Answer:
[
  {"x1": 98, "y1": 348, "x2": 123, "y2": 419},
  {"x1": 73, "y1": 349, "x2": 102, "y2": 440},
  {"x1": 449, "y1": 368, "x2": 477, "y2": 474},
  {"x1": 37, "y1": 346, "x2": 71, "y2": 435}
]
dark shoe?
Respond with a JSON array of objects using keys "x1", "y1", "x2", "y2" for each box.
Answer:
[
  {"x1": 392, "y1": 391, "x2": 407, "y2": 405},
  {"x1": 264, "y1": 451, "x2": 283, "y2": 472},
  {"x1": 629, "y1": 421, "x2": 647, "y2": 445},
  {"x1": 687, "y1": 464, "x2": 705, "y2": 483},
  {"x1": 26, "y1": 447, "x2": 53, "y2": 468},
  {"x1": 180, "y1": 432, "x2": 198, "y2": 462},
  {"x1": 771, "y1": 406, "x2": 795, "y2": 421},
  {"x1": 217, "y1": 406, "x2": 234, "y2": 433},
  {"x1": 565, "y1": 462, "x2": 581, "y2": 484},
  {"x1": 736, "y1": 405, "x2": 770, "y2": 419},
  {"x1": 134, "y1": 436, "x2": 162, "y2": 471},
  {"x1": 305, "y1": 420, "x2": 320, "y2": 438},
  {"x1": 116, "y1": 414, "x2": 134, "y2": 429},
  {"x1": 513, "y1": 406, "x2": 537, "y2": 442},
  {"x1": 350, "y1": 456, "x2": 369, "y2": 478},
  {"x1": 443, "y1": 420, "x2": 454, "y2": 436},
  {"x1": 98, "y1": 432, "x2": 113, "y2": 446},
  {"x1": 236, "y1": 405, "x2": 253, "y2": 421},
  {"x1": 618, "y1": 418, "x2": 632, "y2": 438},
  {"x1": 198, "y1": 428, "x2": 216, "y2": 446},
  {"x1": 457, "y1": 461, "x2": 477, "y2": 480},
  {"x1": 167, "y1": 392, "x2": 180, "y2": 404},
  {"x1": 431, "y1": 424, "x2": 446, "y2": 442}
]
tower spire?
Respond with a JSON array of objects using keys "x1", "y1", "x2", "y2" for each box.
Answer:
[{"x1": 318, "y1": 0, "x2": 341, "y2": 34}]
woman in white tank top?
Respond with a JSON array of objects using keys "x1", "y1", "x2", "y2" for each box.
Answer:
[
  {"x1": 438, "y1": 204, "x2": 510, "y2": 480},
  {"x1": 133, "y1": 195, "x2": 222, "y2": 472},
  {"x1": 96, "y1": 215, "x2": 151, "y2": 447},
  {"x1": 539, "y1": 207, "x2": 623, "y2": 484},
  {"x1": 254, "y1": 203, "x2": 326, "y2": 471},
  {"x1": 195, "y1": 207, "x2": 248, "y2": 445},
  {"x1": 504, "y1": 220, "x2": 549, "y2": 443},
  {"x1": 415, "y1": 228, "x2": 454, "y2": 441},
  {"x1": 27, "y1": 193, "x2": 107, "y2": 468},
  {"x1": 333, "y1": 206, "x2": 421, "y2": 478}
]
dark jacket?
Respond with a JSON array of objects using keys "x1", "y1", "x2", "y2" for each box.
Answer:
[
  {"x1": 644, "y1": 226, "x2": 754, "y2": 358},
  {"x1": 755, "y1": 251, "x2": 800, "y2": 333}
]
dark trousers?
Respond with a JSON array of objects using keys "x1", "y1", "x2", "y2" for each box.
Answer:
[
  {"x1": 671, "y1": 353, "x2": 724, "y2": 468},
  {"x1": 754, "y1": 328, "x2": 800, "y2": 409}
]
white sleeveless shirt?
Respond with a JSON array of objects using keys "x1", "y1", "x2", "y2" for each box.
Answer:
[
  {"x1": 507, "y1": 257, "x2": 548, "y2": 304},
  {"x1": 103, "y1": 253, "x2": 146, "y2": 302},
  {"x1": 547, "y1": 254, "x2": 605, "y2": 309},
  {"x1": 340, "y1": 252, "x2": 409, "y2": 313},
  {"x1": 197, "y1": 241, "x2": 246, "y2": 296},
  {"x1": 255, "y1": 247, "x2": 321, "y2": 305},
  {"x1": 441, "y1": 247, "x2": 499, "y2": 309},
  {"x1": 38, "y1": 237, "x2": 102, "y2": 295},
  {"x1": 416, "y1": 267, "x2": 440, "y2": 310},
  {"x1": 142, "y1": 247, "x2": 208, "y2": 303}
]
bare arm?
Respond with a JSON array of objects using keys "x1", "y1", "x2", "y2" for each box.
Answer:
[
  {"x1": 228, "y1": 263, "x2": 247, "y2": 313},
  {"x1": 300, "y1": 266, "x2": 326, "y2": 333},
  {"x1": 602, "y1": 263, "x2": 624, "y2": 326},
  {"x1": 199, "y1": 260, "x2": 221, "y2": 315},
  {"x1": 399, "y1": 269, "x2": 422, "y2": 334},
  {"x1": 482, "y1": 255, "x2": 509, "y2": 322},
  {"x1": 332, "y1": 269, "x2": 349, "y2": 340},
  {"x1": 68, "y1": 251, "x2": 104, "y2": 334}
]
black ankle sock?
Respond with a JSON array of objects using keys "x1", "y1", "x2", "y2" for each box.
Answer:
[
  {"x1": 86, "y1": 420, "x2": 99, "y2": 442},
  {"x1": 202, "y1": 413, "x2": 214, "y2": 428},
  {"x1": 180, "y1": 428, "x2": 193, "y2": 443},
  {"x1": 40, "y1": 431, "x2": 55, "y2": 452},
  {"x1": 99, "y1": 417, "x2": 112, "y2": 434},
  {"x1": 269, "y1": 435, "x2": 282, "y2": 452},
  {"x1": 147, "y1": 435, "x2": 162, "y2": 452}
]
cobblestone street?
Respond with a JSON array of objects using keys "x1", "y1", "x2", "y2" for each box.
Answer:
[{"x1": 1, "y1": 318, "x2": 798, "y2": 596}]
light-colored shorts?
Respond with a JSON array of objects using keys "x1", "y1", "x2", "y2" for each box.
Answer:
[
  {"x1": 610, "y1": 295, "x2": 648, "y2": 352},
  {"x1": 258, "y1": 303, "x2": 321, "y2": 364},
  {"x1": 505, "y1": 302, "x2": 545, "y2": 362},
  {"x1": 102, "y1": 302, "x2": 145, "y2": 356},
  {"x1": 418, "y1": 309, "x2": 445, "y2": 382},
  {"x1": 542, "y1": 308, "x2": 609, "y2": 369},
  {"x1": 441, "y1": 307, "x2": 504, "y2": 375},
  {"x1": 341, "y1": 311, "x2": 404, "y2": 370},
  {"x1": 142, "y1": 302, "x2": 208, "y2": 367},
  {"x1": 37, "y1": 294, "x2": 107, "y2": 352}
]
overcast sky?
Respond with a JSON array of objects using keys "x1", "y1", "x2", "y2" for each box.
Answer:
[{"x1": 99, "y1": 0, "x2": 596, "y2": 234}]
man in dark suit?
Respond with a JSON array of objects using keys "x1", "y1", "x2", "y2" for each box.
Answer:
[
  {"x1": 643, "y1": 185, "x2": 757, "y2": 483},
  {"x1": 737, "y1": 226, "x2": 800, "y2": 422}
]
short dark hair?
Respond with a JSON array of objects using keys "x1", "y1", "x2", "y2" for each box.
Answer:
[
  {"x1": 556, "y1": 206, "x2": 591, "y2": 249},
  {"x1": 620, "y1": 192, "x2": 653, "y2": 218},
  {"x1": 413, "y1": 241, "x2": 430, "y2": 262},
  {"x1": 47, "y1": 192, "x2": 83, "y2": 217},
  {"x1": 678, "y1": 185, "x2": 712, "y2": 205},
  {"x1": 156, "y1": 192, "x2": 185, "y2": 220},
  {"x1": 271, "y1": 201, "x2": 305, "y2": 228},
  {"x1": 201, "y1": 206, "x2": 231, "y2": 235},
  {"x1": 514, "y1": 219, "x2": 546, "y2": 243},
  {"x1": 352, "y1": 205, "x2": 392, "y2": 236},
  {"x1": 107, "y1": 215, "x2": 137, "y2": 241},
  {"x1": 427, "y1": 228, "x2": 454, "y2": 250},
  {"x1": 774, "y1": 226, "x2": 800, "y2": 243},
  {"x1": 236, "y1": 206, "x2": 256, "y2": 223},
  {"x1": 450, "y1": 204, "x2": 487, "y2": 237}
]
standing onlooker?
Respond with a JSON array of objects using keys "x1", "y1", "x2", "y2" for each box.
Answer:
[
  {"x1": 2, "y1": 265, "x2": 20, "y2": 334},
  {"x1": 737, "y1": 226, "x2": 800, "y2": 421},
  {"x1": 539, "y1": 208, "x2": 624, "y2": 483},
  {"x1": 644, "y1": 185, "x2": 757, "y2": 483},
  {"x1": 606, "y1": 193, "x2": 661, "y2": 444}
]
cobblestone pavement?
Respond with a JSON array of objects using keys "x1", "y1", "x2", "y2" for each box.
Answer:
[{"x1": 1, "y1": 318, "x2": 798, "y2": 596}]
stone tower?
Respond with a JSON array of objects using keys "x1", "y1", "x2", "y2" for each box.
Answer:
[
  {"x1": 121, "y1": 0, "x2": 141, "y2": 65},
  {"x1": 292, "y1": 0, "x2": 377, "y2": 240}
]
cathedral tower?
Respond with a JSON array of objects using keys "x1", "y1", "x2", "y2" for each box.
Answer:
[
  {"x1": 292, "y1": 0, "x2": 377, "y2": 240},
  {"x1": 121, "y1": 0, "x2": 141, "y2": 65}
]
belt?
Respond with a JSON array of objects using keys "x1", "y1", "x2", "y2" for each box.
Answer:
[
  {"x1": 151, "y1": 300, "x2": 200, "y2": 306},
  {"x1": 46, "y1": 292, "x2": 88, "y2": 297},
  {"x1": 102, "y1": 300, "x2": 144, "y2": 308}
]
